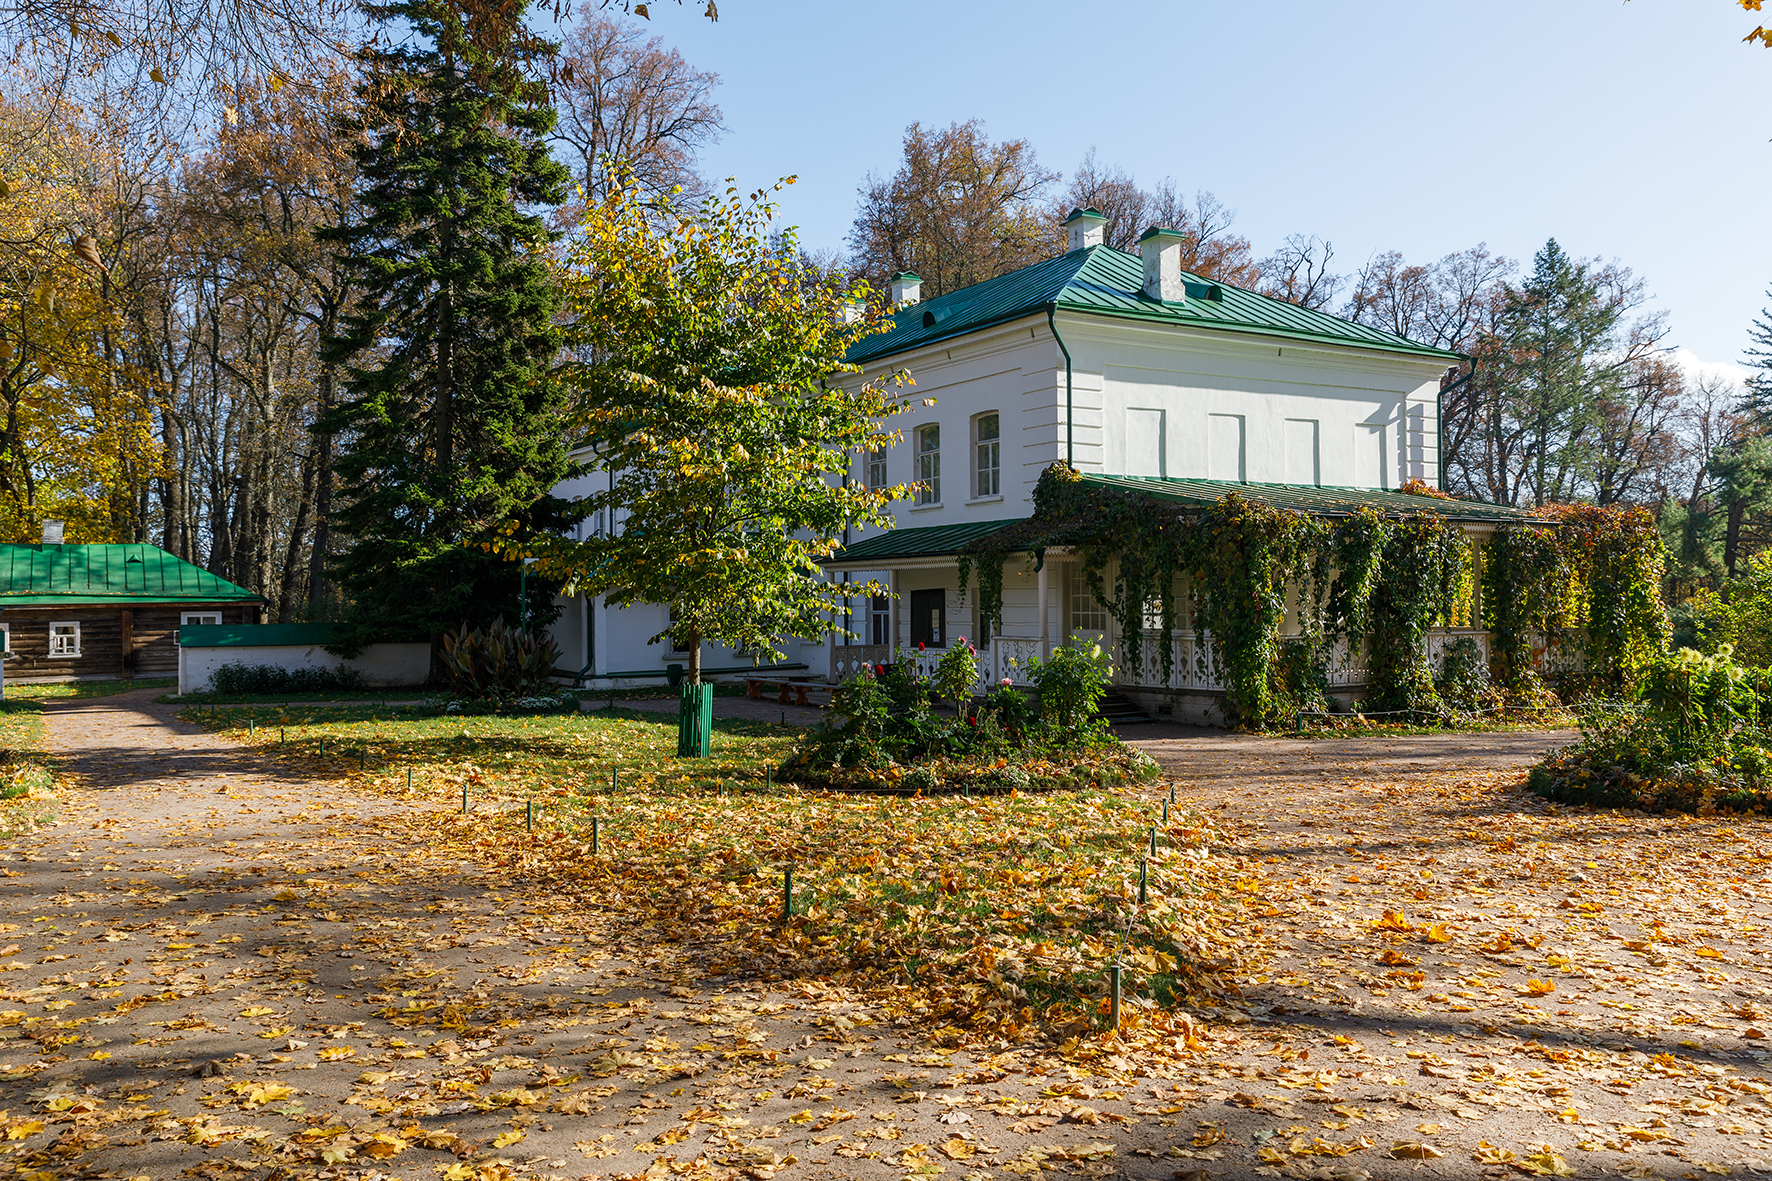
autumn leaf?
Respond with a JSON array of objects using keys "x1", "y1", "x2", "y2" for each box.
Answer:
[
  {"x1": 1391, "y1": 1142, "x2": 1443, "y2": 1159},
  {"x1": 1423, "y1": 923, "x2": 1452, "y2": 943},
  {"x1": 1517, "y1": 1146, "x2": 1575, "y2": 1176},
  {"x1": 318, "y1": 1045, "x2": 356, "y2": 1061},
  {"x1": 492, "y1": 1129, "x2": 525, "y2": 1148},
  {"x1": 1371, "y1": 909, "x2": 1413, "y2": 932},
  {"x1": 1521, "y1": 978, "x2": 1556, "y2": 997}
]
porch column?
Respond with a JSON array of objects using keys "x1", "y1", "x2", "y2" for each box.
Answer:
[
  {"x1": 825, "y1": 572, "x2": 842, "y2": 682},
  {"x1": 1037, "y1": 560, "x2": 1050, "y2": 656},
  {"x1": 887, "y1": 568, "x2": 898, "y2": 655}
]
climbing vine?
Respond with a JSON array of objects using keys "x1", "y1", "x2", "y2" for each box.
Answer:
[
  {"x1": 1483, "y1": 503, "x2": 1668, "y2": 698},
  {"x1": 958, "y1": 465, "x2": 1664, "y2": 730}
]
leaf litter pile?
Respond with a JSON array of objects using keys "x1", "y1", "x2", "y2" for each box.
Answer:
[{"x1": 5, "y1": 701, "x2": 1772, "y2": 1180}]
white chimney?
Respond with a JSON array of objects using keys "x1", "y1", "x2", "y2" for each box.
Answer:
[
  {"x1": 40, "y1": 519, "x2": 63, "y2": 547},
  {"x1": 838, "y1": 301, "x2": 864, "y2": 325},
  {"x1": 888, "y1": 271, "x2": 922, "y2": 305},
  {"x1": 1138, "y1": 226, "x2": 1187, "y2": 303},
  {"x1": 1063, "y1": 206, "x2": 1107, "y2": 251}
]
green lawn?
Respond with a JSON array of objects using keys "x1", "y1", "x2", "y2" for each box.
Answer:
[
  {"x1": 0, "y1": 701, "x2": 57, "y2": 834},
  {"x1": 4, "y1": 676, "x2": 175, "y2": 699},
  {"x1": 182, "y1": 704, "x2": 1246, "y2": 1032}
]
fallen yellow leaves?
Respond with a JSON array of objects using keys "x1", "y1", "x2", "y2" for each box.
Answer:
[
  {"x1": 317, "y1": 1045, "x2": 356, "y2": 1061},
  {"x1": 1390, "y1": 1141, "x2": 1442, "y2": 1159}
]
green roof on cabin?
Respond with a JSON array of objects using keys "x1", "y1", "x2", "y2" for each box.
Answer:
[
  {"x1": 847, "y1": 244, "x2": 1464, "y2": 365},
  {"x1": 0, "y1": 544, "x2": 264, "y2": 606}
]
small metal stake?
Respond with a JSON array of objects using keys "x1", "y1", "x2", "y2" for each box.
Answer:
[
  {"x1": 318, "y1": 737, "x2": 325, "y2": 757},
  {"x1": 462, "y1": 783, "x2": 469, "y2": 814},
  {"x1": 526, "y1": 800, "x2": 534, "y2": 831},
  {"x1": 591, "y1": 817, "x2": 600, "y2": 854},
  {"x1": 249, "y1": 719, "x2": 255, "y2": 736},
  {"x1": 1139, "y1": 857, "x2": 1148, "y2": 904},
  {"x1": 359, "y1": 747, "x2": 366, "y2": 771},
  {"x1": 782, "y1": 867, "x2": 793, "y2": 922},
  {"x1": 279, "y1": 728, "x2": 284, "y2": 745},
  {"x1": 1148, "y1": 824, "x2": 1157, "y2": 858},
  {"x1": 1168, "y1": 781, "x2": 1175, "y2": 804},
  {"x1": 611, "y1": 768, "x2": 618, "y2": 793},
  {"x1": 765, "y1": 766, "x2": 772, "y2": 791},
  {"x1": 1109, "y1": 962, "x2": 1123, "y2": 1030},
  {"x1": 406, "y1": 768, "x2": 412, "y2": 791},
  {"x1": 1162, "y1": 800, "x2": 1169, "y2": 824}
]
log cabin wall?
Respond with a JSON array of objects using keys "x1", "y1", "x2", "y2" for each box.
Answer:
[{"x1": 2, "y1": 602, "x2": 257, "y2": 681}]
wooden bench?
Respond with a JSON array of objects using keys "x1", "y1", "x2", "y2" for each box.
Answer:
[{"x1": 746, "y1": 677, "x2": 813, "y2": 706}]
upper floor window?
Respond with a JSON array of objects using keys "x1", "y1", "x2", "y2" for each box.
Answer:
[
  {"x1": 915, "y1": 424, "x2": 941, "y2": 505},
  {"x1": 974, "y1": 413, "x2": 1000, "y2": 498},
  {"x1": 866, "y1": 447, "x2": 888, "y2": 491}
]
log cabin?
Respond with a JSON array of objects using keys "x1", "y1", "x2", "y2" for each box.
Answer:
[{"x1": 0, "y1": 529, "x2": 264, "y2": 683}]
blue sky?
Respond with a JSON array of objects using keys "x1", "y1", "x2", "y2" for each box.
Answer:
[{"x1": 630, "y1": 0, "x2": 1770, "y2": 375}]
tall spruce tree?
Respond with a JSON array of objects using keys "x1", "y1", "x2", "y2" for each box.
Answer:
[
  {"x1": 319, "y1": 0, "x2": 579, "y2": 649},
  {"x1": 1742, "y1": 287, "x2": 1772, "y2": 430}
]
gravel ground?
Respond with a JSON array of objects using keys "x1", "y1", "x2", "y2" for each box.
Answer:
[{"x1": 2, "y1": 695, "x2": 1766, "y2": 1181}]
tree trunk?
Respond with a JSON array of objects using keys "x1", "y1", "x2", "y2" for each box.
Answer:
[
  {"x1": 687, "y1": 627, "x2": 700, "y2": 684},
  {"x1": 1726, "y1": 499, "x2": 1746, "y2": 577}
]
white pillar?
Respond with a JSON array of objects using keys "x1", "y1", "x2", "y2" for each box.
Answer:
[
  {"x1": 1037, "y1": 560, "x2": 1050, "y2": 657},
  {"x1": 887, "y1": 569, "x2": 899, "y2": 656}
]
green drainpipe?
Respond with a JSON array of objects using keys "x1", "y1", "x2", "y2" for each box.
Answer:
[{"x1": 1047, "y1": 305, "x2": 1073, "y2": 466}]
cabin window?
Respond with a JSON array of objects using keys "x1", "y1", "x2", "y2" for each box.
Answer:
[
  {"x1": 866, "y1": 447, "x2": 889, "y2": 491},
  {"x1": 915, "y1": 424, "x2": 941, "y2": 505},
  {"x1": 974, "y1": 413, "x2": 1000, "y2": 497},
  {"x1": 176, "y1": 611, "x2": 222, "y2": 645},
  {"x1": 49, "y1": 622, "x2": 81, "y2": 658},
  {"x1": 0, "y1": 622, "x2": 9, "y2": 656}
]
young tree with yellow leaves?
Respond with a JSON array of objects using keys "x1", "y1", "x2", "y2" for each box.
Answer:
[{"x1": 508, "y1": 178, "x2": 912, "y2": 694}]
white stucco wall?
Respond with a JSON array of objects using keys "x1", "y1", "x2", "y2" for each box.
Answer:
[{"x1": 177, "y1": 642, "x2": 432, "y2": 696}]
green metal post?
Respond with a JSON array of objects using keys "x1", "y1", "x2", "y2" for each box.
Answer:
[
  {"x1": 591, "y1": 817, "x2": 600, "y2": 854},
  {"x1": 678, "y1": 682, "x2": 713, "y2": 758},
  {"x1": 1148, "y1": 825, "x2": 1157, "y2": 859},
  {"x1": 462, "y1": 783, "x2": 469, "y2": 813},
  {"x1": 359, "y1": 747, "x2": 366, "y2": 771},
  {"x1": 1109, "y1": 962, "x2": 1122, "y2": 1030},
  {"x1": 1138, "y1": 857, "x2": 1148, "y2": 905},
  {"x1": 406, "y1": 768, "x2": 412, "y2": 791},
  {"x1": 782, "y1": 867, "x2": 793, "y2": 922},
  {"x1": 526, "y1": 800, "x2": 534, "y2": 831}
]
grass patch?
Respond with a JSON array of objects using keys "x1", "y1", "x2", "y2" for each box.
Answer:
[
  {"x1": 5, "y1": 677, "x2": 175, "y2": 699},
  {"x1": 161, "y1": 687, "x2": 428, "y2": 705},
  {"x1": 185, "y1": 704, "x2": 1249, "y2": 1035},
  {"x1": 0, "y1": 702, "x2": 57, "y2": 835}
]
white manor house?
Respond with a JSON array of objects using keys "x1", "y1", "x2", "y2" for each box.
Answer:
[{"x1": 548, "y1": 209, "x2": 1527, "y2": 717}]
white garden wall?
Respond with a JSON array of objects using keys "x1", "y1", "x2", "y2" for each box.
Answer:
[{"x1": 177, "y1": 639, "x2": 431, "y2": 695}]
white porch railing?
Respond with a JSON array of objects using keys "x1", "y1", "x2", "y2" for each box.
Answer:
[{"x1": 833, "y1": 628, "x2": 1548, "y2": 694}]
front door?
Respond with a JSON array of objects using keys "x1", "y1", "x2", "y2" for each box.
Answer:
[{"x1": 910, "y1": 589, "x2": 945, "y2": 648}]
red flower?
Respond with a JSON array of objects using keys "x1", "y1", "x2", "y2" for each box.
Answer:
[
  {"x1": 918, "y1": 642, "x2": 925, "y2": 651},
  {"x1": 874, "y1": 663, "x2": 885, "y2": 675}
]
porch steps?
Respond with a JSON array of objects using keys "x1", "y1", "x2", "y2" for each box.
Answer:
[{"x1": 1097, "y1": 691, "x2": 1153, "y2": 726}]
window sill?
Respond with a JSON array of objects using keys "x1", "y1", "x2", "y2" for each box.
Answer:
[
  {"x1": 48, "y1": 653, "x2": 81, "y2": 660},
  {"x1": 965, "y1": 495, "x2": 1004, "y2": 506},
  {"x1": 907, "y1": 502, "x2": 945, "y2": 512}
]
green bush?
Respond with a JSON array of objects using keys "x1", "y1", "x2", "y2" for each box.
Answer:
[
  {"x1": 1026, "y1": 637, "x2": 1113, "y2": 739},
  {"x1": 210, "y1": 662, "x2": 368, "y2": 695},
  {"x1": 1528, "y1": 645, "x2": 1772, "y2": 815},
  {"x1": 438, "y1": 618, "x2": 562, "y2": 702}
]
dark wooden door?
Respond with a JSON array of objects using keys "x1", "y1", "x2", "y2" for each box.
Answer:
[{"x1": 909, "y1": 588, "x2": 946, "y2": 648}]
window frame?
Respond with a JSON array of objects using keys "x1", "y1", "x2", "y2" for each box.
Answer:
[
  {"x1": 973, "y1": 412, "x2": 1001, "y2": 498},
  {"x1": 0, "y1": 621, "x2": 9, "y2": 657},
  {"x1": 48, "y1": 621, "x2": 81, "y2": 659},
  {"x1": 176, "y1": 611, "x2": 222, "y2": 646},
  {"x1": 915, "y1": 424, "x2": 941, "y2": 506},
  {"x1": 865, "y1": 446, "x2": 889, "y2": 492},
  {"x1": 1068, "y1": 577, "x2": 1108, "y2": 636}
]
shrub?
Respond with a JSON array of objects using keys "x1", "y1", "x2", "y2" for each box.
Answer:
[
  {"x1": 929, "y1": 637, "x2": 980, "y2": 712},
  {"x1": 209, "y1": 662, "x2": 368, "y2": 695},
  {"x1": 1528, "y1": 646, "x2": 1772, "y2": 815},
  {"x1": 438, "y1": 618, "x2": 562, "y2": 702},
  {"x1": 1026, "y1": 637, "x2": 1113, "y2": 739}
]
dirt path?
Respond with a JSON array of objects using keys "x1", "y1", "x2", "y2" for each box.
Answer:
[
  {"x1": 4, "y1": 699, "x2": 1771, "y2": 1181},
  {"x1": 1127, "y1": 727, "x2": 1772, "y2": 1178}
]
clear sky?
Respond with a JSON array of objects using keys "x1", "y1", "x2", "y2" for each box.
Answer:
[{"x1": 631, "y1": 0, "x2": 1770, "y2": 374}]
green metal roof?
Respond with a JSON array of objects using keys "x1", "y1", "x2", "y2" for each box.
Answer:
[
  {"x1": 180, "y1": 622, "x2": 331, "y2": 648},
  {"x1": 1082, "y1": 475, "x2": 1534, "y2": 523},
  {"x1": 824, "y1": 519, "x2": 1025, "y2": 564},
  {"x1": 848, "y1": 245, "x2": 1463, "y2": 366},
  {"x1": 0, "y1": 544, "x2": 264, "y2": 605}
]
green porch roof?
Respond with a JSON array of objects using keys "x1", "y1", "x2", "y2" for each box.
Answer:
[
  {"x1": 848, "y1": 245, "x2": 1464, "y2": 366},
  {"x1": 1081, "y1": 475, "x2": 1534, "y2": 524},
  {"x1": 0, "y1": 544, "x2": 264, "y2": 606},
  {"x1": 824, "y1": 519, "x2": 1024, "y2": 564}
]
